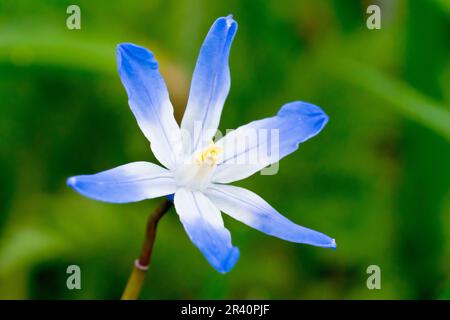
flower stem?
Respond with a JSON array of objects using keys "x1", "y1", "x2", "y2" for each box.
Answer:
[{"x1": 121, "y1": 199, "x2": 173, "y2": 300}]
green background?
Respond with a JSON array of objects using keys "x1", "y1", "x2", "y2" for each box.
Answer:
[{"x1": 0, "y1": 0, "x2": 449, "y2": 299}]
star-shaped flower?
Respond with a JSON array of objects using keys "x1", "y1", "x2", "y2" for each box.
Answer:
[{"x1": 67, "y1": 15, "x2": 335, "y2": 273}]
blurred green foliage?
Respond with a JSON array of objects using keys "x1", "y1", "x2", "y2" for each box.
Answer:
[{"x1": 0, "y1": 0, "x2": 449, "y2": 299}]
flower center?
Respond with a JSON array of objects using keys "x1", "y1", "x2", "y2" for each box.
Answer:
[
  {"x1": 175, "y1": 141, "x2": 222, "y2": 190},
  {"x1": 194, "y1": 142, "x2": 222, "y2": 167}
]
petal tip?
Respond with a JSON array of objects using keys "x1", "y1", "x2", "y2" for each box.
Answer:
[
  {"x1": 217, "y1": 246, "x2": 240, "y2": 273},
  {"x1": 216, "y1": 14, "x2": 237, "y2": 30},
  {"x1": 225, "y1": 14, "x2": 234, "y2": 26},
  {"x1": 329, "y1": 238, "x2": 337, "y2": 249},
  {"x1": 66, "y1": 176, "x2": 77, "y2": 188},
  {"x1": 116, "y1": 43, "x2": 158, "y2": 70},
  {"x1": 278, "y1": 101, "x2": 329, "y2": 135},
  {"x1": 319, "y1": 111, "x2": 329, "y2": 129}
]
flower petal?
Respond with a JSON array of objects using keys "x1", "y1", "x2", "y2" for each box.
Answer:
[
  {"x1": 181, "y1": 15, "x2": 238, "y2": 154},
  {"x1": 205, "y1": 184, "x2": 336, "y2": 248},
  {"x1": 174, "y1": 188, "x2": 239, "y2": 273},
  {"x1": 212, "y1": 101, "x2": 328, "y2": 183},
  {"x1": 117, "y1": 43, "x2": 181, "y2": 169},
  {"x1": 67, "y1": 162, "x2": 176, "y2": 203}
]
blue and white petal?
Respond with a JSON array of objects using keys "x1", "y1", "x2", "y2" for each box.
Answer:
[
  {"x1": 174, "y1": 188, "x2": 239, "y2": 273},
  {"x1": 205, "y1": 184, "x2": 336, "y2": 248},
  {"x1": 181, "y1": 15, "x2": 238, "y2": 154},
  {"x1": 212, "y1": 101, "x2": 328, "y2": 183},
  {"x1": 117, "y1": 43, "x2": 181, "y2": 169},
  {"x1": 67, "y1": 162, "x2": 176, "y2": 204}
]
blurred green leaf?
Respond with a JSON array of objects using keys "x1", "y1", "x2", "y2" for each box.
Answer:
[
  {"x1": 434, "y1": 0, "x2": 450, "y2": 16},
  {"x1": 326, "y1": 59, "x2": 450, "y2": 141},
  {"x1": 0, "y1": 30, "x2": 115, "y2": 74}
]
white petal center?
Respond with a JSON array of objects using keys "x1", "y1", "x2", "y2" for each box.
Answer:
[{"x1": 174, "y1": 141, "x2": 222, "y2": 191}]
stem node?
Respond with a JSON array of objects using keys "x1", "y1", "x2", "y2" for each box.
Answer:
[{"x1": 121, "y1": 199, "x2": 172, "y2": 300}]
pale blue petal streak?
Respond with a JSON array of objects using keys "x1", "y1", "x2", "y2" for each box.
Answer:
[
  {"x1": 181, "y1": 15, "x2": 238, "y2": 153},
  {"x1": 206, "y1": 184, "x2": 336, "y2": 248},
  {"x1": 174, "y1": 188, "x2": 239, "y2": 273},
  {"x1": 117, "y1": 43, "x2": 181, "y2": 169},
  {"x1": 213, "y1": 101, "x2": 329, "y2": 183},
  {"x1": 67, "y1": 162, "x2": 176, "y2": 203}
]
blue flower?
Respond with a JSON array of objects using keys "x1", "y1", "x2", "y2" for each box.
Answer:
[{"x1": 67, "y1": 15, "x2": 336, "y2": 273}]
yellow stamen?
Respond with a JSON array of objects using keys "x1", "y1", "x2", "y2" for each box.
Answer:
[{"x1": 195, "y1": 141, "x2": 222, "y2": 166}]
